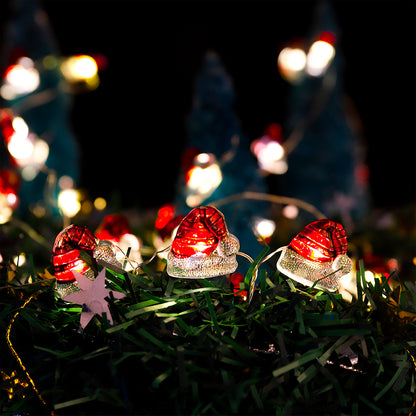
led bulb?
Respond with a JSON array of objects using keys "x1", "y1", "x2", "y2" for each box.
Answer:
[
  {"x1": 185, "y1": 153, "x2": 222, "y2": 207},
  {"x1": 277, "y1": 47, "x2": 306, "y2": 83},
  {"x1": 1, "y1": 57, "x2": 40, "y2": 99},
  {"x1": 58, "y1": 189, "x2": 81, "y2": 218},
  {"x1": 305, "y1": 40, "x2": 335, "y2": 77},
  {"x1": 61, "y1": 55, "x2": 98, "y2": 81}
]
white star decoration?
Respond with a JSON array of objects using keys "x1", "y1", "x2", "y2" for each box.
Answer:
[{"x1": 63, "y1": 268, "x2": 126, "y2": 329}]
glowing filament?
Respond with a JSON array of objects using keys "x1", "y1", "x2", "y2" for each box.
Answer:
[
  {"x1": 94, "y1": 197, "x2": 107, "y2": 210},
  {"x1": 1, "y1": 57, "x2": 40, "y2": 99},
  {"x1": 11, "y1": 117, "x2": 29, "y2": 137},
  {"x1": 305, "y1": 40, "x2": 335, "y2": 76},
  {"x1": 186, "y1": 155, "x2": 222, "y2": 207},
  {"x1": 60, "y1": 55, "x2": 98, "y2": 81},
  {"x1": 252, "y1": 136, "x2": 287, "y2": 175},
  {"x1": 13, "y1": 253, "x2": 27, "y2": 267},
  {"x1": 282, "y1": 205, "x2": 299, "y2": 219},
  {"x1": 187, "y1": 164, "x2": 222, "y2": 193},
  {"x1": 58, "y1": 189, "x2": 81, "y2": 218},
  {"x1": 0, "y1": 194, "x2": 13, "y2": 225},
  {"x1": 254, "y1": 218, "x2": 276, "y2": 239},
  {"x1": 277, "y1": 47, "x2": 306, "y2": 83},
  {"x1": 8, "y1": 132, "x2": 34, "y2": 160}
]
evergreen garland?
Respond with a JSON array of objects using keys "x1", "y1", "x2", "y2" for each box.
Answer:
[{"x1": 1, "y1": 234, "x2": 416, "y2": 416}]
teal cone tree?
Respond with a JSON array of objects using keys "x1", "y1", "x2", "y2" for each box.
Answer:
[
  {"x1": 280, "y1": 0, "x2": 369, "y2": 222},
  {"x1": 0, "y1": 0, "x2": 80, "y2": 214},
  {"x1": 175, "y1": 51, "x2": 270, "y2": 258}
]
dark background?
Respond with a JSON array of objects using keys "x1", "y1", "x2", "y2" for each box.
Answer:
[{"x1": 24, "y1": 1, "x2": 416, "y2": 210}]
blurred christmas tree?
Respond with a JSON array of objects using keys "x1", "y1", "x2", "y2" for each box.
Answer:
[
  {"x1": 278, "y1": 0, "x2": 370, "y2": 224},
  {"x1": 0, "y1": 0, "x2": 101, "y2": 218},
  {"x1": 174, "y1": 51, "x2": 270, "y2": 258}
]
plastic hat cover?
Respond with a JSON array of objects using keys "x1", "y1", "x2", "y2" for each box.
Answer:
[
  {"x1": 167, "y1": 206, "x2": 239, "y2": 278},
  {"x1": 52, "y1": 224, "x2": 97, "y2": 297},
  {"x1": 276, "y1": 219, "x2": 352, "y2": 291}
]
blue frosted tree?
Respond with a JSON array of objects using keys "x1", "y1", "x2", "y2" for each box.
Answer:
[
  {"x1": 280, "y1": 0, "x2": 369, "y2": 224},
  {"x1": 0, "y1": 0, "x2": 80, "y2": 214},
  {"x1": 175, "y1": 51, "x2": 270, "y2": 258}
]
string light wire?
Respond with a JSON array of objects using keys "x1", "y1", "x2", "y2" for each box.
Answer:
[
  {"x1": 282, "y1": 68, "x2": 337, "y2": 156},
  {"x1": 133, "y1": 245, "x2": 171, "y2": 275},
  {"x1": 6, "y1": 290, "x2": 55, "y2": 415},
  {"x1": 211, "y1": 191, "x2": 327, "y2": 220}
]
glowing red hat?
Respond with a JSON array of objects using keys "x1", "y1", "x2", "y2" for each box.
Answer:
[
  {"x1": 53, "y1": 224, "x2": 97, "y2": 297},
  {"x1": 167, "y1": 206, "x2": 239, "y2": 278},
  {"x1": 276, "y1": 219, "x2": 352, "y2": 291}
]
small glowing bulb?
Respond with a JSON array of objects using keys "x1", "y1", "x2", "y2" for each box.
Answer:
[
  {"x1": 0, "y1": 195, "x2": 13, "y2": 224},
  {"x1": 6, "y1": 193, "x2": 17, "y2": 207},
  {"x1": 277, "y1": 47, "x2": 306, "y2": 83},
  {"x1": 305, "y1": 40, "x2": 335, "y2": 76},
  {"x1": 8, "y1": 132, "x2": 34, "y2": 160},
  {"x1": 58, "y1": 175, "x2": 74, "y2": 190},
  {"x1": 12, "y1": 116, "x2": 29, "y2": 137},
  {"x1": 267, "y1": 141, "x2": 285, "y2": 161},
  {"x1": 282, "y1": 205, "x2": 299, "y2": 219},
  {"x1": 58, "y1": 189, "x2": 81, "y2": 218},
  {"x1": 94, "y1": 197, "x2": 107, "y2": 210},
  {"x1": 190, "y1": 241, "x2": 212, "y2": 253},
  {"x1": 257, "y1": 147, "x2": 288, "y2": 174},
  {"x1": 21, "y1": 165, "x2": 39, "y2": 181},
  {"x1": 72, "y1": 259, "x2": 88, "y2": 273},
  {"x1": 185, "y1": 153, "x2": 223, "y2": 207},
  {"x1": 279, "y1": 47, "x2": 306, "y2": 71},
  {"x1": 195, "y1": 153, "x2": 211, "y2": 164},
  {"x1": 61, "y1": 55, "x2": 98, "y2": 81},
  {"x1": 120, "y1": 233, "x2": 141, "y2": 251},
  {"x1": 254, "y1": 218, "x2": 276, "y2": 239},
  {"x1": 13, "y1": 252, "x2": 26, "y2": 267},
  {"x1": 7, "y1": 118, "x2": 48, "y2": 168},
  {"x1": 364, "y1": 270, "x2": 376, "y2": 286},
  {"x1": 2, "y1": 58, "x2": 40, "y2": 98},
  {"x1": 387, "y1": 258, "x2": 398, "y2": 270},
  {"x1": 187, "y1": 164, "x2": 222, "y2": 193},
  {"x1": 118, "y1": 233, "x2": 142, "y2": 269},
  {"x1": 186, "y1": 194, "x2": 202, "y2": 208},
  {"x1": 32, "y1": 139, "x2": 49, "y2": 164}
]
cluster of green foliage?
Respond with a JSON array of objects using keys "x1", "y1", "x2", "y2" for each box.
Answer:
[{"x1": 1, "y1": 247, "x2": 416, "y2": 416}]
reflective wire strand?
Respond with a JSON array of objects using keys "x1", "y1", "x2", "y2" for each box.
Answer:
[
  {"x1": 133, "y1": 245, "x2": 172, "y2": 275},
  {"x1": 211, "y1": 191, "x2": 326, "y2": 221},
  {"x1": 6, "y1": 290, "x2": 55, "y2": 415}
]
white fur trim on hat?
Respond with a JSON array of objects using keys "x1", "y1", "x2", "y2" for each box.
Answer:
[{"x1": 276, "y1": 246, "x2": 352, "y2": 291}]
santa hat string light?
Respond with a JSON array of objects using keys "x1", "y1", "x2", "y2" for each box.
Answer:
[
  {"x1": 138, "y1": 205, "x2": 255, "y2": 279},
  {"x1": 53, "y1": 222, "x2": 145, "y2": 297},
  {"x1": 166, "y1": 206, "x2": 241, "y2": 278},
  {"x1": 52, "y1": 224, "x2": 98, "y2": 298},
  {"x1": 276, "y1": 219, "x2": 352, "y2": 291},
  {"x1": 251, "y1": 123, "x2": 288, "y2": 175},
  {"x1": 247, "y1": 219, "x2": 352, "y2": 302},
  {"x1": 51, "y1": 204, "x2": 352, "y2": 309},
  {"x1": 183, "y1": 135, "x2": 240, "y2": 208}
]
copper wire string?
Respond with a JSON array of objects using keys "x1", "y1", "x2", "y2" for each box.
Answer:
[{"x1": 6, "y1": 290, "x2": 54, "y2": 415}]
